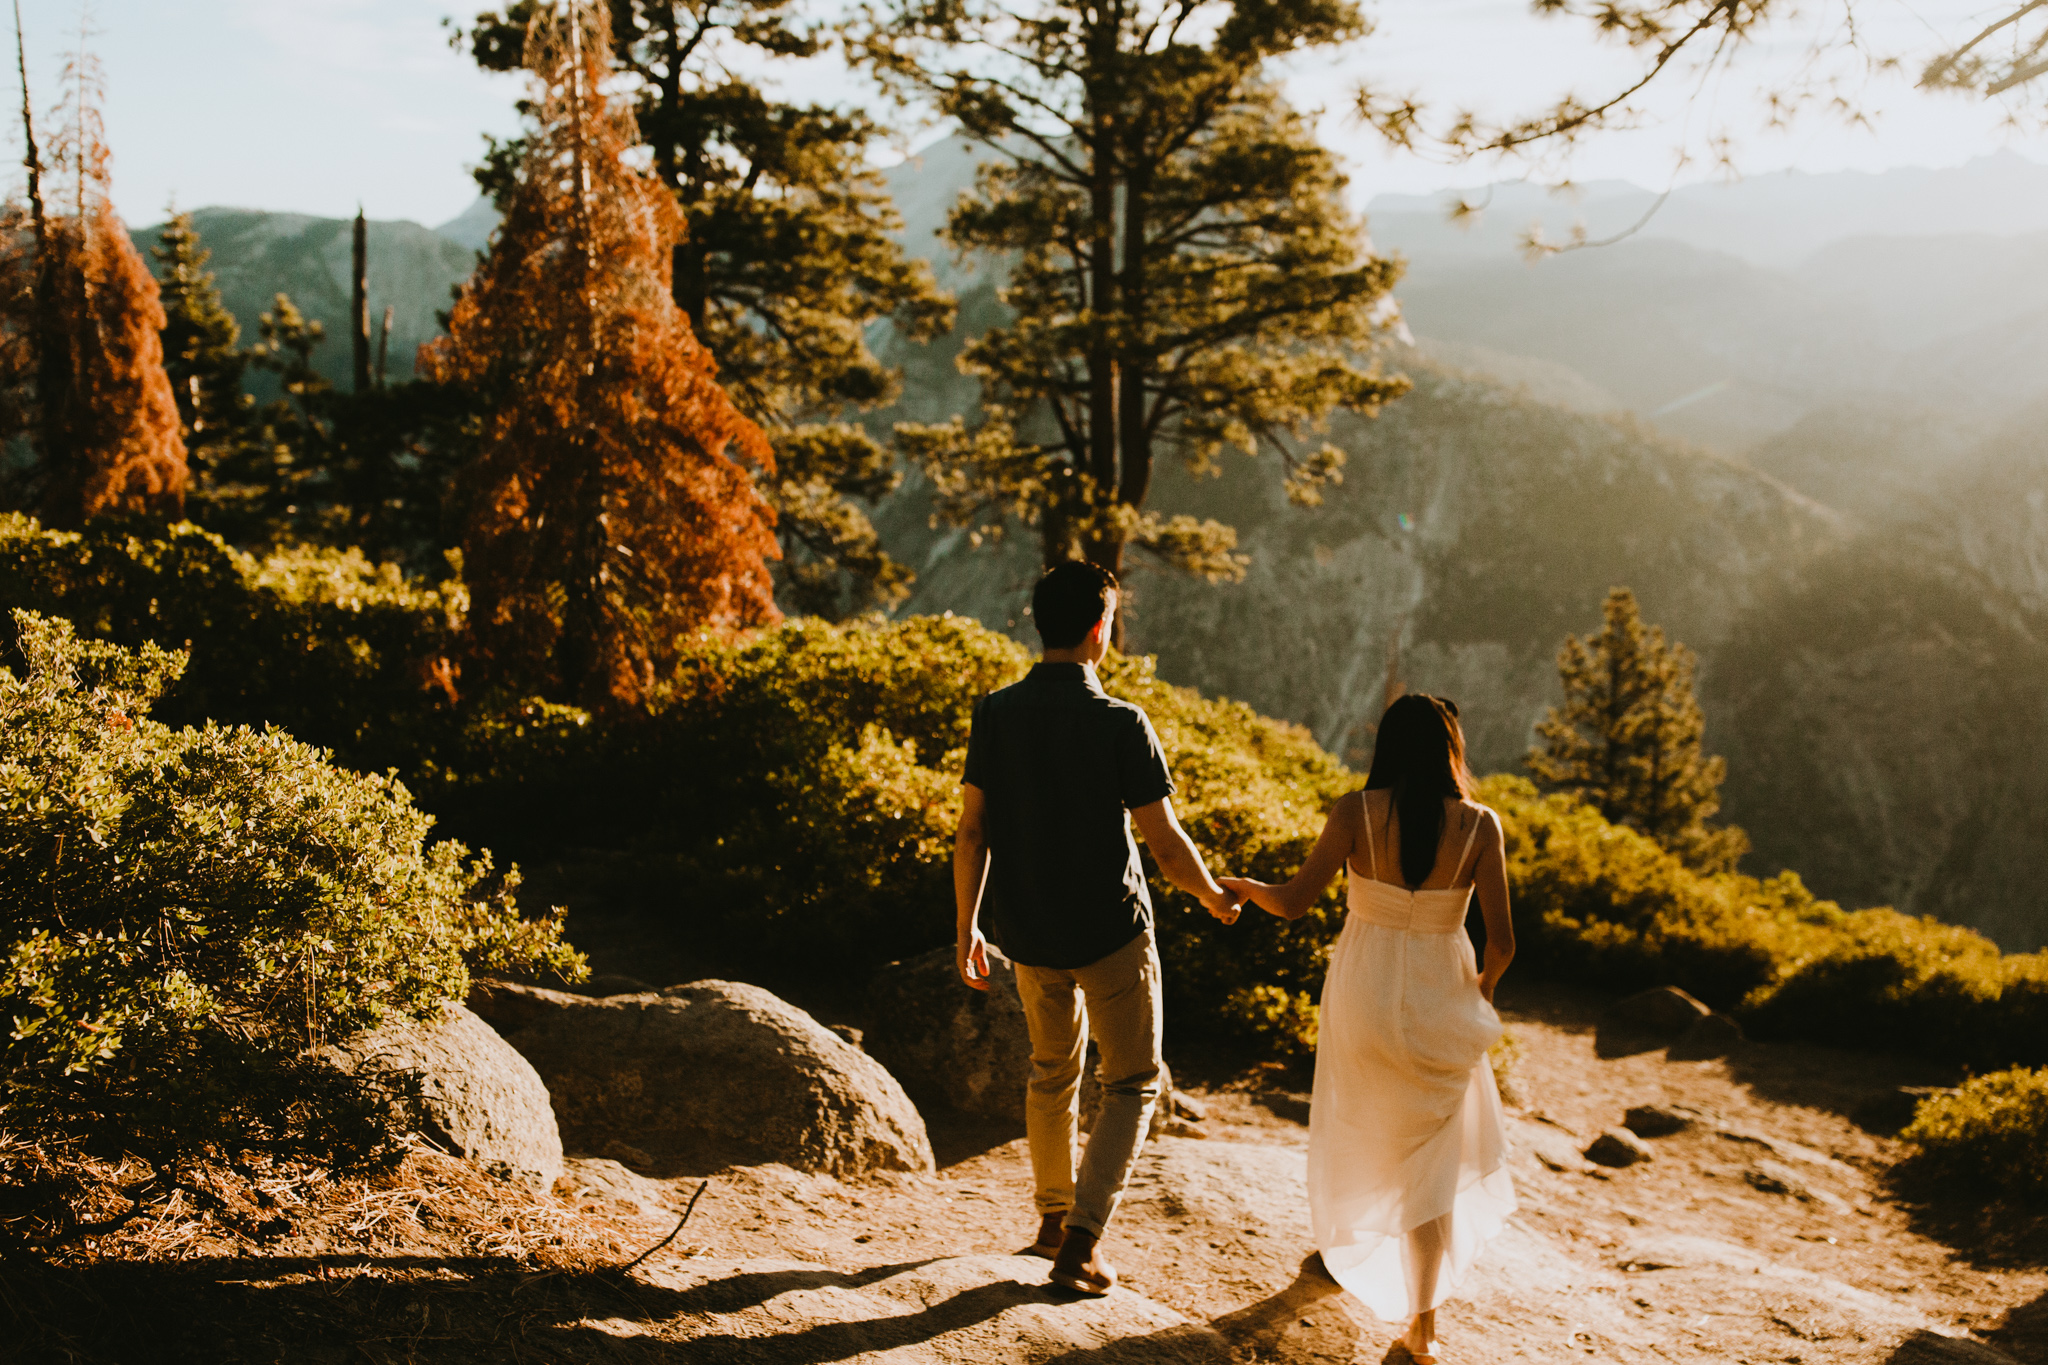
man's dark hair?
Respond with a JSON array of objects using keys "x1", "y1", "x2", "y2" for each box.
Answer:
[{"x1": 1032, "y1": 560, "x2": 1119, "y2": 649}]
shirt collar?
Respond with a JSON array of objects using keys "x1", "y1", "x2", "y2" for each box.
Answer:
[{"x1": 1027, "y1": 661, "x2": 1108, "y2": 696}]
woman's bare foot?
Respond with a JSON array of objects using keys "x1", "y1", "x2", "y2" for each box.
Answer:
[
  {"x1": 1401, "y1": 1310, "x2": 1438, "y2": 1363},
  {"x1": 1019, "y1": 1212, "x2": 1065, "y2": 1260},
  {"x1": 1049, "y1": 1227, "x2": 1117, "y2": 1296}
]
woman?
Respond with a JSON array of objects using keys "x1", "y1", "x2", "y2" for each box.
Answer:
[{"x1": 1223, "y1": 695, "x2": 1515, "y2": 1363}]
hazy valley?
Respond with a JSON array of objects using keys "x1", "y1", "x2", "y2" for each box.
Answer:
[{"x1": 133, "y1": 152, "x2": 2048, "y2": 949}]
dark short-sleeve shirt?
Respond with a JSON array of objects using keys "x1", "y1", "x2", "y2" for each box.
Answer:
[{"x1": 961, "y1": 662, "x2": 1175, "y2": 969}]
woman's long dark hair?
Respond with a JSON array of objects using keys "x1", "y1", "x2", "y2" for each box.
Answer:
[{"x1": 1363, "y1": 694, "x2": 1475, "y2": 888}]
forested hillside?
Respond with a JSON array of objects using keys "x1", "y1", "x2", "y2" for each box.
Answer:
[
  {"x1": 122, "y1": 154, "x2": 2048, "y2": 949},
  {"x1": 868, "y1": 147, "x2": 2048, "y2": 950},
  {"x1": 126, "y1": 207, "x2": 477, "y2": 393}
]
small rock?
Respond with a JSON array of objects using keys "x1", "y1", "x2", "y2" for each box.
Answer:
[
  {"x1": 1526, "y1": 1131, "x2": 1594, "y2": 1174},
  {"x1": 1623, "y1": 1103, "x2": 1702, "y2": 1137},
  {"x1": 1669, "y1": 1011, "x2": 1745, "y2": 1059},
  {"x1": 603, "y1": 1140, "x2": 657, "y2": 1171},
  {"x1": 1584, "y1": 1127, "x2": 1655, "y2": 1168},
  {"x1": 829, "y1": 1024, "x2": 865, "y2": 1048},
  {"x1": 1746, "y1": 1158, "x2": 1810, "y2": 1197},
  {"x1": 1173, "y1": 1092, "x2": 1211, "y2": 1122},
  {"x1": 1607, "y1": 986, "x2": 1712, "y2": 1035},
  {"x1": 1162, "y1": 1118, "x2": 1208, "y2": 1139},
  {"x1": 1854, "y1": 1085, "x2": 1963, "y2": 1136}
]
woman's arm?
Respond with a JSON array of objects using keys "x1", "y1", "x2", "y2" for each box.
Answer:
[
  {"x1": 1471, "y1": 809, "x2": 1514, "y2": 1003},
  {"x1": 1221, "y1": 792, "x2": 1361, "y2": 921}
]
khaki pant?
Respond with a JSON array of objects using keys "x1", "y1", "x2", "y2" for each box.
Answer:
[{"x1": 1012, "y1": 930, "x2": 1164, "y2": 1237}]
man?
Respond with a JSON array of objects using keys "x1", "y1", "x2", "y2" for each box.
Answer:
[{"x1": 955, "y1": 560, "x2": 1241, "y2": 1296}]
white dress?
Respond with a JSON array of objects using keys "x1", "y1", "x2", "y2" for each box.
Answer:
[{"x1": 1307, "y1": 806, "x2": 1516, "y2": 1322}]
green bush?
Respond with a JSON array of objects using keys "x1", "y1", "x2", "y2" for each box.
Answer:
[
  {"x1": 506, "y1": 614, "x2": 1352, "y2": 992},
  {"x1": 0, "y1": 514, "x2": 459, "y2": 774},
  {"x1": 1900, "y1": 1068, "x2": 2048, "y2": 1201},
  {"x1": 539, "y1": 614, "x2": 2045, "y2": 1072},
  {"x1": 1483, "y1": 774, "x2": 2048, "y2": 1070},
  {"x1": 0, "y1": 611, "x2": 580, "y2": 1172},
  {"x1": 27, "y1": 530, "x2": 2031, "y2": 1078}
]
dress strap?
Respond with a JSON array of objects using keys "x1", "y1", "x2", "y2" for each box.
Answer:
[
  {"x1": 1364, "y1": 792, "x2": 1379, "y2": 879},
  {"x1": 1451, "y1": 806, "x2": 1484, "y2": 884}
]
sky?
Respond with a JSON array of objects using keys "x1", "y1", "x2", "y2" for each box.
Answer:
[{"x1": 9, "y1": 0, "x2": 2048, "y2": 230}]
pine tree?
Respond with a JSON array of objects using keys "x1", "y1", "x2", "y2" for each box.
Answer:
[
  {"x1": 151, "y1": 211, "x2": 255, "y2": 493},
  {"x1": 869, "y1": 0, "x2": 1407, "y2": 630},
  {"x1": 1528, "y1": 587, "x2": 1748, "y2": 874},
  {"x1": 458, "y1": 0, "x2": 953, "y2": 616},
  {"x1": 6, "y1": 40, "x2": 187, "y2": 525},
  {"x1": 421, "y1": 0, "x2": 779, "y2": 708}
]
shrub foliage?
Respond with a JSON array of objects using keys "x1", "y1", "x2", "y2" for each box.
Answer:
[
  {"x1": 1900, "y1": 1068, "x2": 2048, "y2": 1202},
  {"x1": 0, "y1": 611, "x2": 579, "y2": 1176},
  {"x1": 0, "y1": 513, "x2": 459, "y2": 771},
  {"x1": 450, "y1": 611, "x2": 2046, "y2": 1072}
]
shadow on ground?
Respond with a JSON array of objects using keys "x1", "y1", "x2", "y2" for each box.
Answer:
[{"x1": 14, "y1": 1253, "x2": 1052, "y2": 1365}]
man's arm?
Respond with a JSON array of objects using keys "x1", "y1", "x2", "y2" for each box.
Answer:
[
  {"x1": 1130, "y1": 797, "x2": 1240, "y2": 923},
  {"x1": 954, "y1": 782, "x2": 994, "y2": 990}
]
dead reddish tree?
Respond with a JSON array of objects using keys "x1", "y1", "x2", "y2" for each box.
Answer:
[
  {"x1": 5, "y1": 32, "x2": 187, "y2": 524},
  {"x1": 420, "y1": 0, "x2": 778, "y2": 709}
]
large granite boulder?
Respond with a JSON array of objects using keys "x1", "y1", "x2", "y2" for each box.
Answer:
[
  {"x1": 1607, "y1": 986, "x2": 1713, "y2": 1035},
  {"x1": 479, "y1": 979, "x2": 934, "y2": 1178},
  {"x1": 324, "y1": 1001, "x2": 563, "y2": 1191},
  {"x1": 865, "y1": 946, "x2": 1172, "y2": 1137},
  {"x1": 865, "y1": 945, "x2": 1034, "y2": 1121}
]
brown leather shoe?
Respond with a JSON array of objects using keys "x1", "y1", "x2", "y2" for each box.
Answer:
[
  {"x1": 1049, "y1": 1227, "x2": 1116, "y2": 1296},
  {"x1": 1019, "y1": 1211, "x2": 1065, "y2": 1260}
]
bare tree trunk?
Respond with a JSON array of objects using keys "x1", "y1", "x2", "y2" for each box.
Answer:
[
  {"x1": 375, "y1": 304, "x2": 393, "y2": 388},
  {"x1": 17, "y1": 2, "x2": 76, "y2": 522},
  {"x1": 351, "y1": 209, "x2": 371, "y2": 393},
  {"x1": 1116, "y1": 162, "x2": 1150, "y2": 513}
]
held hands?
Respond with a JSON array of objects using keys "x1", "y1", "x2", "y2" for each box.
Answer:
[
  {"x1": 1219, "y1": 875, "x2": 1285, "y2": 920},
  {"x1": 1199, "y1": 882, "x2": 1244, "y2": 925}
]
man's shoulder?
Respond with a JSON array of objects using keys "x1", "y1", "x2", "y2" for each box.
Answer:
[
  {"x1": 1097, "y1": 692, "x2": 1153, "y2": 726},
  {"x1": 977, "y1": 676, "x2": 1035, "y2": 713}
]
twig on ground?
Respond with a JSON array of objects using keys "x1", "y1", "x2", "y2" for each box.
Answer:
[{"x1": 616, "y1": 1180, "x2": 709, "y2": 1274}]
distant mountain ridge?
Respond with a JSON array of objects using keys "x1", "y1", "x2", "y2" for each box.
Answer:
[
  {"x1": 1366, "y1": 150, "x2": 2048, "y2": 270},
  {"x1": 134, "y1": 154, "x2": 2048, "y2": 948},
  {"x1": 130, "y1": 207, "x2": 479, "y2": 394},
  {"x1": 867, "y1": 143, "x2": 2048, "y2": 949}
]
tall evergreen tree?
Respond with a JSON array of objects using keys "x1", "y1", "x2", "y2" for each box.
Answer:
[
  {"x1": 1528, "y1": 587, "x2": 1748, "y2": 874},
  {"x1": 152, "y1": 211, "x2": 255, "y2": 493},
  {"x1": 866, "y1": 0, "x2": 1407, "y2": 628},
  {"x1": 4, "y1": 38, "x2": 186, "y2": 525},
  {"x1": 422, "y1": 0, "x2": 780, "y2": 708},
  {"x1": 457, "y1": 0, "x2": 953, "y2": 616}
]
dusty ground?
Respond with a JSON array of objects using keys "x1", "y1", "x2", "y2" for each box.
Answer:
[
  {"x1": 563, "y1": 978, "x2": 2047, "y2": 1364},
  {"x1": 12, "y1": 978, "x2": 2046, "y2": 1363}
]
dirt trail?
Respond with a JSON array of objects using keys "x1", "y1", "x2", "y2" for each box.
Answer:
[
  {"x1": 571, "y1": 981, "x2": 2047, "y2": 1363},
  {"x1": 22, "y1": 981, "x2": 2045, "y2": 1363}
]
